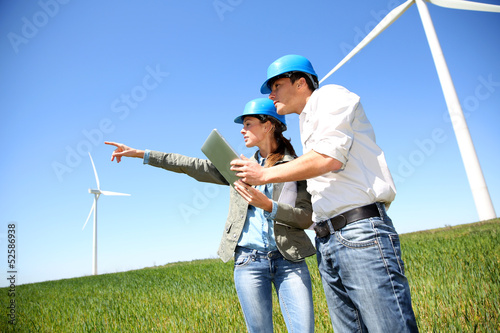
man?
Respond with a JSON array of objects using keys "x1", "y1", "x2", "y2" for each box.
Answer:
[{"x1": 231, "y1": 54, "x2": 418, "y2": 332}]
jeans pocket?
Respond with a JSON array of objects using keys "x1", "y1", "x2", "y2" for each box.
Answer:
[
  {"x1": 335, "y1": 219, "x2": 378, "y2": 249},
  {"x1": 234, "y1": 254, "x2": 252, "y2": 268},
  {"x1": 389, "y1": 234, "x2": 405, "y2": 274}
]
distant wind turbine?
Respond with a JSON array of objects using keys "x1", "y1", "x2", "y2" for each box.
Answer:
[
  {"x1": 83, "y1": 152, "x2": 130, "y2": 275},
  {"x1": 320, "y1": 0, "x2": 499, "y2": 221}
]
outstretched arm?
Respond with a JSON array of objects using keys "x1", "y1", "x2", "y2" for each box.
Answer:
[
  {"x1": 105, "y1": 141, "x2": 145, "y2": 163},
  {"x1": 106, "y1": 141, "x2": 229, "y2": 185},
  {"x1": 230, "y1": 150, "x2": 343, "y2": 185}
]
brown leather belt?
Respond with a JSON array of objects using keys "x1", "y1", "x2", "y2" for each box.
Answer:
[{"x1": 314, "y1": 203, "x2": 381, "y2": 238}]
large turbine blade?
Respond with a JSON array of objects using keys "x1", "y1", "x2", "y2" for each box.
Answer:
[
  {"x1": 88, "y1": 152, "x2": 100, "y2": 190},
  {"x1": 82, "y1": 201, "x2": 95, "y2": 230},
  {"x1": 415, "y1": 0, "x2": 497, "y2": 220},
  {"x1": 100, "y1": 190, "x2": 131, "y2": 196},
  {"x1": 428, "y1": 0, "x2": 500, "y2": 13},
  {"x1": 319, "y1": 0, "x2": 414, "y2": 85}
]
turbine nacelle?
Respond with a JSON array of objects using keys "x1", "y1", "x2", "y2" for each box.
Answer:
[{"x1": 88, "y1": 188, "x2": 130, "y2": 196}]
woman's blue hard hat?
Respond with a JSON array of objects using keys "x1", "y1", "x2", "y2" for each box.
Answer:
[
  {"x1": 260, "y1": 54, "x2": 318, "y2": 94},
  {"x1": 234, "y1": 98, "x2": 287, "y2": 131}
]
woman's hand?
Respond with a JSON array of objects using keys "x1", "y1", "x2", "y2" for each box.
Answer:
[
  {"x1": 104, "y1": 141, "x2": 144, "y2": 163},
  {"x1": 234, "y1": 180, "x2": 273, "y2": 212}
]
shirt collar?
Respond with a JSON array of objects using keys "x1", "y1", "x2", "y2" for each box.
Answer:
[
  {"x1": 257, "y1": 153, "x2": 266, "y2": 166},
  {"x1": 301, "y1": 89, "x2": 318, "y2": 115}
]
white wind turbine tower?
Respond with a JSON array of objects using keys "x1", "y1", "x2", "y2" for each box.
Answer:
[
  {"x1": 320, "y1": 0, "x2": 499, "y2": 221},
  {"x1": 82, "y1": 152, "x2": 130, "y2": 275}
]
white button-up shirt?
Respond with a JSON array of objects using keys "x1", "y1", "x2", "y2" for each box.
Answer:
[{"x1": 299, "y1": 84, "x2": 396, "y2": 222}]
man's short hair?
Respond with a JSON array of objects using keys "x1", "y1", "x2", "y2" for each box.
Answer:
[{"x1": 268, "y1": 71, "x2": 318, "y2": 92}]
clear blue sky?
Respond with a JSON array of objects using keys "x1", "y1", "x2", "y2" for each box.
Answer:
[{"x1": 1, "y1": 0, "x2": 499, "y2": 286}]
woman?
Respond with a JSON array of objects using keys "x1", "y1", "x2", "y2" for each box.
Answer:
[{"x1": 105, "y1": 98, "x2": 315, "y2": 332}]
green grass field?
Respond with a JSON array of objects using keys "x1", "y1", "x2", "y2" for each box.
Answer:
[{"x1": 1, "y1": 219, "x2": 499, "y2": 332}]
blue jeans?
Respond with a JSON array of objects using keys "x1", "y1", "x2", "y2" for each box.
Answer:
[
  {"x1": 315, "y1": 203, "x2": 418, "y2": 332},
  {"x1": 233, "y1": 247, "x2": 315, "y2": 333}
]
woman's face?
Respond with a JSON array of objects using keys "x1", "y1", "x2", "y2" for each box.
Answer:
[{"x1": 240, "y1": 116, "x2": 271, "y2": 148}]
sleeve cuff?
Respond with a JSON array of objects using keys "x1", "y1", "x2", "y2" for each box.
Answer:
[
  {"x1": 143, "y1": 149, "x2": 151, "y2": 164},
  {"x1": 264, "y1": 201, "x2": 278, "y2": 220}
]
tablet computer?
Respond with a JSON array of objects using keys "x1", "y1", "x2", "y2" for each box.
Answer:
[{"x1": 201, "y1": 129, "x2": 240, "y2": 186}]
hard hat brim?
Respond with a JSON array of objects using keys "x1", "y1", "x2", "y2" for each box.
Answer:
[{"x1": 260, "y1": 80, "x2": 272, "y2": 94}]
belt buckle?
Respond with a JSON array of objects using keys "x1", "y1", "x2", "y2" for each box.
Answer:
[{"x1": 331, "y1": 214, "x2": 347, "y2": 231}]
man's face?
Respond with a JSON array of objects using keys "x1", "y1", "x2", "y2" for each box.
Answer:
[{"x1": 269, "y1": 77, "x2": 303, "y2": 115}]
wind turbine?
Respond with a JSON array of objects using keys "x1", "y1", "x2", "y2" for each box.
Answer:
[
  {"x1": 320, "y1": 0, "x2": 499, "y2": 221},
  {"x1": 83, "y1": 152, "x2": 130, "y2": 275}
]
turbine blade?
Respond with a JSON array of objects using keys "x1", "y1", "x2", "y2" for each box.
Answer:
[
  {"x1": 82, "y1": 201, "x2": 95, "y2": 230},
  {"x1": 427, "y1": 0, "x2": 500, "y2": 13},
  {"x1": 100, "y1": 190, "x2": 131, "y2": 196},
  {"x1": 319, "y1": 0, "x2": 414, "y2": 85},
  {"x1": 88, "y1": 152, "x2": 100, "y2": 190}
]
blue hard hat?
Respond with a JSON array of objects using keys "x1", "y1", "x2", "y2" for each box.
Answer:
[
  {"x1": 234, "y1": 98, "x2": 287, "y2": 131},
  {"x1": 260, "y1": 54, "x2": 318, "y2": 94}
]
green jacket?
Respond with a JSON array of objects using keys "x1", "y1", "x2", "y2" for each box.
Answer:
[{"x1": 147, "y1": 150, "x2": 315, "y2": 262}]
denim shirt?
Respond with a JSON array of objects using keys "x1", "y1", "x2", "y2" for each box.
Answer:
[{"x1": 236, "y1": 155, "x2": 278, "y2": 252}]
